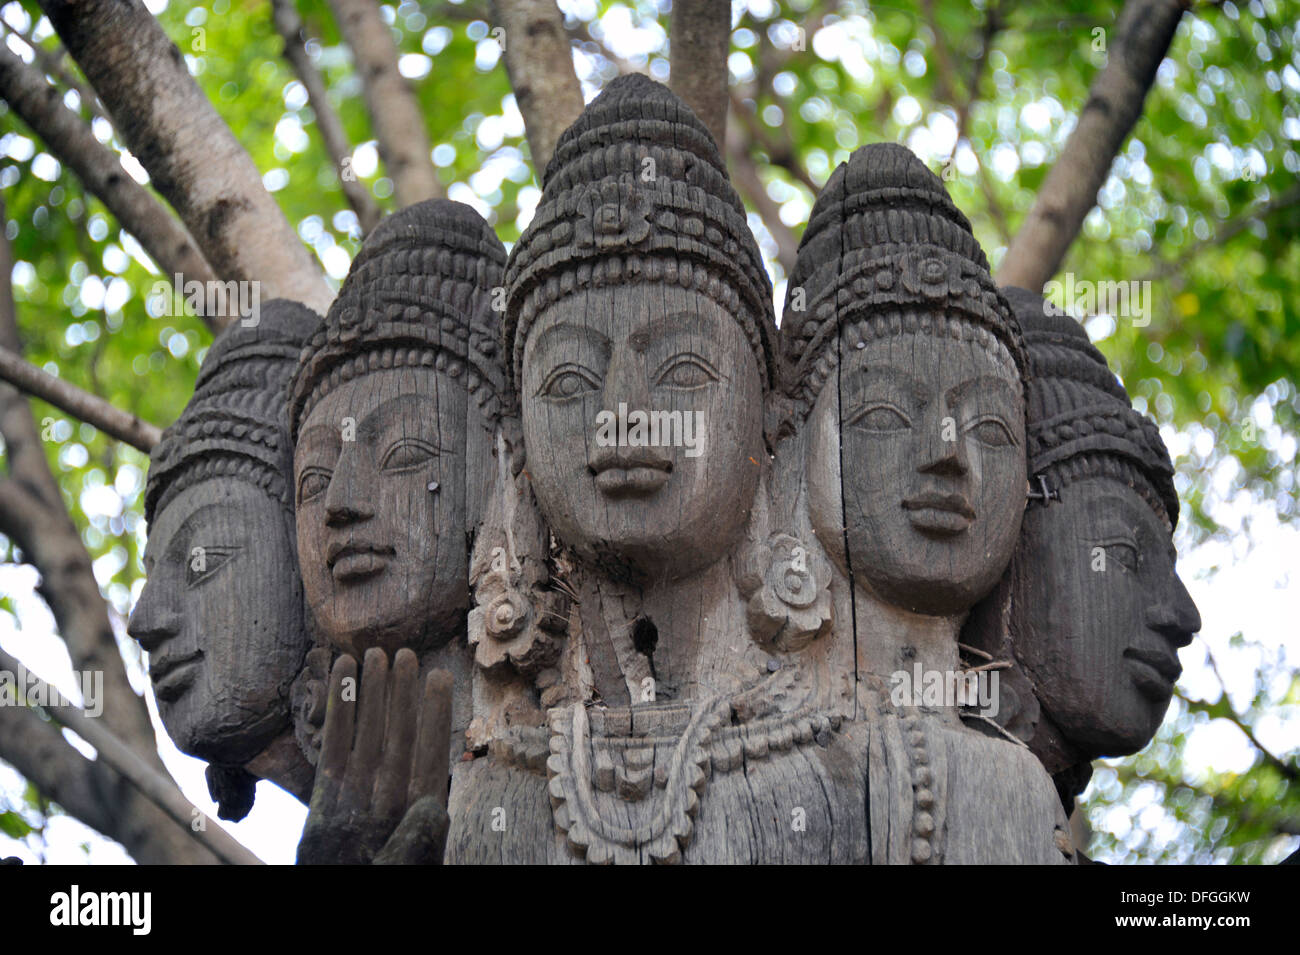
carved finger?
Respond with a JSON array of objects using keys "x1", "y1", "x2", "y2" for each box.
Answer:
[
  {"x1": 409, "y1": 668, "x2": 454, "y2": 811},
  {"x1": 339, "y1": 647, "x2": 390, "y2": 813},
  {"x1": 373, "y1": 648, "x2": 420, "y2": 822},
  {"x1": 372, "y1": 795, "x2": 450, "y2": 865},
  {"x1": 312, "y1": 653, "x2": 359, "y2": 813}
]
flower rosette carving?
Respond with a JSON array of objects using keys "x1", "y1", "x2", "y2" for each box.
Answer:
[
  {"x1": 574, "y1": 180, "x2": 653, "y2": 253},
  {"x1": 899, "y1": 249, "x2": 963, "y2": 302},
  {"x1": 739, "y1": 533, "x2": 832, "y2": 652},
  {"x1": 467, "y1": 546, "x2": 563, "y2": 677}
]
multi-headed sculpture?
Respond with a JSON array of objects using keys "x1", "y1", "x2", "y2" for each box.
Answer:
[{"x1": 131, "y1": 81, "x2": 1198, "y2": 866}]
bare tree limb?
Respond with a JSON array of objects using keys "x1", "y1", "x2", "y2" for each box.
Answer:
[
  {"x1": 729, "y1": 90, "x2": 819, "y2": 195},
  {"x1": 669, "y1": 0, "x2": 731, "y2": 151},
  {"x1": 0, "y1": 195, "x2": 158, "y2": 764},
  {"x1": 490, "y1": 0, "x2": 584, "y2": 177},
  {"x1": 272, "y1": 0, "x2": 382, "y2": 233},
  {"x1": 946, "y1": 2, "x2": 1002, "y2": 167},
  {"x1": 0, "y1": 647, "x2": 260, "y2": 863},
  {"x1": 726, "y1": 122, "x2": 798, "y2": 278},
  {"x1": 0, "y1": 345, "x2": 162, "y2": 452},
  {"x1": 997, "y1": 0, "x2": 1189, "y2": 291},
  {"x1": 1188, "y1": 645, "x2": 1299, "y2": 783},
  {"x1": 325, "y1": 0, "x2": 440, "y2": 209},
  {"x1": 0, "y1": 43, "x2": 232, "y2": 332},
  {"x1": 38, "y1": 0, "x2": 333, "y2": 315},
  {"x1": 0, "y1": 699, "x2": 224, "y2": 863},
  {"x1": 0, "y1": 11, "x2": 109, "y2": 125}
]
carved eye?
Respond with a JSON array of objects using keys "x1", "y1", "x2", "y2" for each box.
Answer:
[
  {"x1": 849, "y1": 403, "x2": 911, "y2": 433},
  {"x1": 538, "y1": 364, "x2": 600, "y2": 400},
  {"x1": 1104, "y1": 541, "x2": 1140, "y2": 572},
  {"x1": 381, "y1": 438, "x2": 439, "y2": 472},
  {"x1": 967, "y1": 416, "x2": 1015, "y2": 448},
  {"x1": 298, "y1": 467, "x2": 332, "y2": 504},
  {"x1": 185, "y1": 546, "x2": 238, "y2": 589},
  {"x1": 654, "y1": 355, "x2": 718, "y2": 390}
]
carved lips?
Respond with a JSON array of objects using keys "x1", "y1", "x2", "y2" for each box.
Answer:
[
  {"x1": 150, "y1": 648, "x2": 204, "y2": 703},
  {"x1": 901, "y1": 492, "x2": 976, "y2": 537},
  {"x1": 589, "y1": 451, "x2": 673, "y2": 498},
  {"x1": 1123, "y1": 645, "x2": 1183, "y2": 701},
  {"x1": 327, "y1": 540, "x2": 396, "y2": 582}
]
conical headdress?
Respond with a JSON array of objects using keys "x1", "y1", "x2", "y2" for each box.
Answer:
[
  {"x1": 288, "y1": 199, "x2": 507, "y2": 443},
  {"x1": 781, "y1": 142, "x2": 1024, "y2": 416},
  {"x1": 146, "y1": 299, "x2": 320, "y2": 524},
  {"x1": 1005, "y1": 286, "x2": 1178, "y2": 530},
  {"x1": 505, "y1": 74, "x2": 777, "y2": 392}
]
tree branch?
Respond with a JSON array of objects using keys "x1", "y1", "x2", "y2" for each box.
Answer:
[
  {"x1": 997, "y1": 0, "x2": 1189, "y2": 291},
  {"x1": 490, "y1": 0, "x2": 584, "y2": 178},
  {"x1": 0, "y1": 699, "x2": 225, "y2": 863},
  {"x1": 0, "y1": 345, "x2": 162, "y2": 452},
  {"x1": 0, "y1": 43, "x2": 231, "y2": 332},
  {"x1": 669, "y1": 0, "x2": 730, "y2": 151},
  {"x1": 1186, "y1": 646, "x2": 1299, "y2": 783},
  {"x1": 729, "y1": 90, "x2": 819, "y2": 195},
  {"x1": 272, "y1": 0, "x2": 382, "y2": 233},
  {"x1": 324, "y1": 0, "x2": 441, "y2": 209},
  {"x1": 726, "y1": 121, "x2": 798, "y2": 278},
  {"x1": 0, "y1": 11, "x2": 109, "y2": 125},
  {"x1": 0, "y1": 647, "x2": 260, "y2": 863},
  {"x1": 0, "y1": 196, "x2": 158, "y2": 765},
  {"x1": 39, "y1": 0, "x2": 333, "y2": 315}
]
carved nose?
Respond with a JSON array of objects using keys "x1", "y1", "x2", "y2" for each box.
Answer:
[
  {"x1": 128, "y1": 581, "x2": 182, "y2": 653},
  {"x1": 1146, "y1": 571, "x2": 1201, "y2": 649},
  {"x1": 323, "y1": 445, "x2": 375, "y2": 527},
  {"x1": 601, "y1": 345, "x2": 648, "y2": 413},
  {"x1": 917, "y1": 412, "x2": 968, "y2": 477},
  {"x1": 325, "y1": 496, "x2": 374, "y2": 527}
]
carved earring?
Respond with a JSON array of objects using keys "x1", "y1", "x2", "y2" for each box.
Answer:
[{"x1": 1026, "y1": 474, "x2": 1058, "y2": 506}]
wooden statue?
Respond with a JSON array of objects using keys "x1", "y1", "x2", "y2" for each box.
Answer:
[
  {"x1": 778, "y1": 142, "x2": 1072, "y2": 864},
  {"x1": 286, "y1": 198, "x2": 507, "y2": 863},
  {"x1": 129, "y1": 298, "x2": 321, "y2": 818},
  {"x1": 447, "y1": 74, "x2": 843, "y2": 863},
  {"x1": 967, "y1": 286, "x2": 1201, "y2": 806},
  {"x1": 130, "y1": 83, "x2": 1195, "y2": 866}
]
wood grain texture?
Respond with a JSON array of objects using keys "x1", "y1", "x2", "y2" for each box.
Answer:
[{"x1": 131, "y1": 82, "x2": 1198, "y2": 864}]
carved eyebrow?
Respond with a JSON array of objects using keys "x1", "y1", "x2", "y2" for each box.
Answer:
[
  {"x1": 1084, "y1": 489, "x2": 1156, "y2": 537},
  {"x1": 849, "y1": 364, "x2": 927, "y2": 400},
  {"x1": 298, "y1": 422, "x2": 342, "y2": 450},
  {"x1": 356, "y1": 394, "x2": 459, "y2": 452},
  {"x1": 632, "y1": 311, "x2": 714, "y2": 343},
  {"x1": 531, "y1": 320, "x2": 612, "y2": 356},
  {"x1": 945, "y1": 375, "x2": 1019, "y2": 407},
  {"x1": 155, "y1": 502, "x2": 243, "y2": 562}
]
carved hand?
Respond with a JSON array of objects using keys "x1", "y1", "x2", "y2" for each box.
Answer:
[{"x1": 296, "y1": 648, "x2": 453, "y2": 865}]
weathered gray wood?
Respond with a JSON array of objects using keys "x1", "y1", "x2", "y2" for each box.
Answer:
[
  {"x1": 285, "y1": 199, "x2": 507, "y2": 860},
  {"x1": 777, "y1": 141, "x2": 1070, "y2": 864},
  {"x1": 130, "y1": 78, "x2": 1199, "y2": 865},
  {"x1": 965, "y1": 287, "x2": 1201, "y2": 806},
  {"x1": 130, "y1": 299, "x2": 321, "y2": 817}
]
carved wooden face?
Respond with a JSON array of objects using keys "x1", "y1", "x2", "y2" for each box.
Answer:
[
  {"x1": 520, "y1": 282, "x2": 763, "y2": 578},
  {"x1": 808, "y1": 329, "x2": 1026, "y2": 615},
  {"x1": 130, "y1": 482, "x2": 305, "y2": 765},
  {"x1": 1014, "y1": 475, "x2": 1200, "y2": 756},
  {"x1": 294, "y1": 365, "x2": 468, "y2": 657}
]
